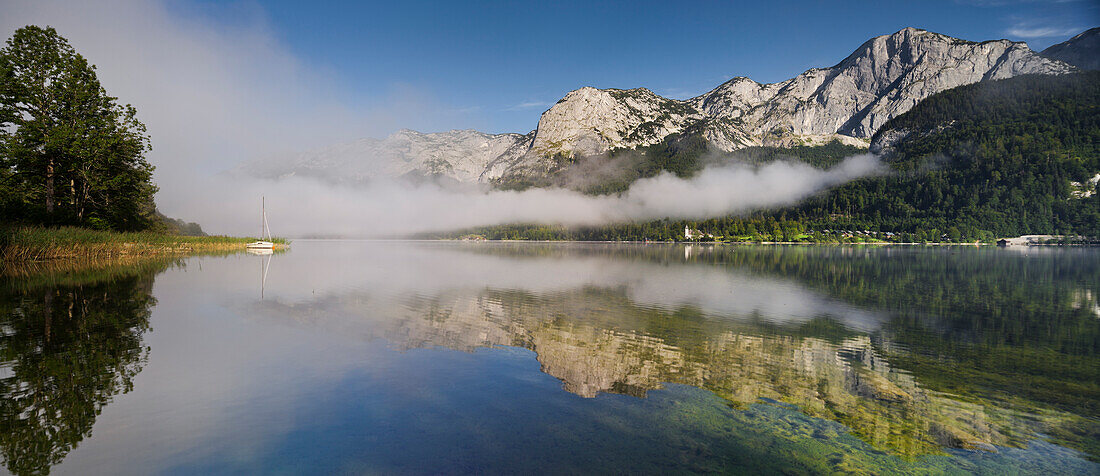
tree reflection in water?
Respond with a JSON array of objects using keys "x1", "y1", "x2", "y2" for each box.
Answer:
[{"x1": 0, "y1": 260, "x2": 171, "y2": 475}]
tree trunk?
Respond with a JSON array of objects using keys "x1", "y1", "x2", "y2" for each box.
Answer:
[
  {"x1": 78, "y1": 181, "x2": 88, "y2": 220},
  {"x1": 45, "y1": 156, "x2": 55, "y2": 215}
]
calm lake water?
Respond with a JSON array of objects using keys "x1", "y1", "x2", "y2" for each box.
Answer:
[{"x1": 1, "y1": 241, "x2": 1098, "y2": 475}]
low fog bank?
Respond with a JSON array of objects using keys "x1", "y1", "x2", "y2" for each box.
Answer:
[
  {"x1": 0, "y1": 1, "x2": 883, "y2": 237},
  {"x1": 198, "y1": 154, "x2": 883, "y2": 237}
]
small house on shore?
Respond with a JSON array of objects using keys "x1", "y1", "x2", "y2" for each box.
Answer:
[{"x1": 684, "y1": 226, "x2": 714, "y2": 240}]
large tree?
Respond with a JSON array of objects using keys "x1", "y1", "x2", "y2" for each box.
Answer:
[{"x1": 0, "y1": 25, "x2": 156, "y2": 230}]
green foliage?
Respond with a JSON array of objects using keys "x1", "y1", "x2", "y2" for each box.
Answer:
[
  {"x1": 492, "y1": 130, "x2": 863, "y2": 197},
  {"x1": 438, "y1": 141, "x2": 866, "y2": 242},
  {"x1": 729, "y1": 141, "x2": 866, "y2": 169},
  {"x1": 473, "y1": 72, "x2": 1100, "y2": 242},
  {"x1": 0, "y1": 26, "x2": 157, "y2": 231},
  {"x1": 793, "y1": 72, "x2": 1100, "y2": 239},
  {"x1": 0, "y1": 224, "x2": 285, "y2": 261},
  {"x1": 0, "y1": 225, "x2": 284, "y2": 248},
  {"x1": 151, "y1": 212, "x2": 206, "y2": 236}
]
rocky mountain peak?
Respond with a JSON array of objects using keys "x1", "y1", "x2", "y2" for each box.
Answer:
[
  {"x1": 1042, "y1": 27, "x2": 1100, "y2": 70},
  {"x1": 525, "y1": 85, "x2": 703, "y2": 159},
  {"x1": 689, "y1": 26, "x2": 1073, "y2": 143},
  {"x1": 392, "y1": 128, "x2": 422, "y2": 138},
  {"x1": 243, "y1": 26, "x2": 1088, "y2": 187}
]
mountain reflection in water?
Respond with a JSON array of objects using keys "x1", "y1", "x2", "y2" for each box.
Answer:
[
  {"x1": 0, "y1": 242, "x2": 1097, "y2": 474},
  {"x1": 245, "y1": 243, "x2": 1099, "y2": 461}
]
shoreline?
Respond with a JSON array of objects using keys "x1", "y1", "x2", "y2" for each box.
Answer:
[
  {"x1": 0, "y1": 225, "x2": 288, "y2": 263},
  {"x1": 445, "y1": 239, "x2": 1097, "y2": 246},
  {"x1": 295, "y1": 237, "x2": 1098, "y2": 247},
  {"x1": 5, "y1": 226, "x2": 1093, "y2": 266}
]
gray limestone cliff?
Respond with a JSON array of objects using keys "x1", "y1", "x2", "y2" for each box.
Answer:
[
  {"x1": 525, "y1": 28, "x2": 1071, "y2": 160},
  {"x1": 243, "y1": 27, "x2": 1080, "y2": 186}
]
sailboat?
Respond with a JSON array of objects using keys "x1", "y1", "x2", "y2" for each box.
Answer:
[{"x1": 246, "y1": 196, "x2": 275, "y2": 250}]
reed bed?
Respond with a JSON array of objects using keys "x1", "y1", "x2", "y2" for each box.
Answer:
[
  {"x1": 0, "y1": 255, "x2": 184, "y2": 292},
  {"x1": 0, "y1": 226, "x2": 288, "y2": 262}
]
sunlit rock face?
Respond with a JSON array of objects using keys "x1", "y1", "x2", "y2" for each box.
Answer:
[
  {"x1": 525, "y1": 88, "x2": 704, "y2": 158},
  {"x1": 243, "y1": 28, "x2": 1076, "y2": 186},
  {"x1": 490, "y1": 28, "x2": 1072, "y2": 178},
  {"x1": 691, "y1": 28, "x2": 1072, "y2": 141}
]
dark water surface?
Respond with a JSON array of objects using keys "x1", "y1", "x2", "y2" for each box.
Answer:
[{"x1": 1, "y1": 242, "x2": 1098, "y2": 474}]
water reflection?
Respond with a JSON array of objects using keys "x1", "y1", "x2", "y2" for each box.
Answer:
[
  {"x1": 0, "y1": 260, "x2": 173, "y2": 475},
  {"x1": 245, "y1": 243, "x2": 1099, "y2": 460},
  {"x1": 0, "y1": 243, "x2": 1097, "y2": 474}
]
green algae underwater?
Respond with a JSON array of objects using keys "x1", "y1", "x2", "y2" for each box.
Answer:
[{"x1": 0, "y1": 242, "x2": 1097, "y2": 474}]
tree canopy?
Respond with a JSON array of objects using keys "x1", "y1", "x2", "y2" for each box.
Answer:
[{"x1": 0, "y1": 25, "x2": 156, "y2": 231}]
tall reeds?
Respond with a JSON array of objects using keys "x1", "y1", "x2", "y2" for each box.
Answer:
[{"x1": 0, "y1": 225, "x2": 287, "y2": 262}]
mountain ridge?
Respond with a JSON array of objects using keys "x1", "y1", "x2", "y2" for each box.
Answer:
[
  {"x1": 1041, "y1": 27, "x2": 1100, "y2": 71},
  {"x1": 244, "y1": 27, "x2": 1084, "y2": 186}
]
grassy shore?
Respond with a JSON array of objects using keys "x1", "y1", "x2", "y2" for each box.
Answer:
[{"x1": 0, "y1": 225, "x2": 288, "y2": 262}]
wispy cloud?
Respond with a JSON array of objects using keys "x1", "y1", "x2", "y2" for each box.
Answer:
[
  {"x1": 504, "y1": 100, "x2": 551, "y2": 111},
  {"x1": 1005, "y1": 24, "x2": 1086, "y2": 38},
  {"x1": 0, "y1": 0, "x2": 481, "y2": 223}
]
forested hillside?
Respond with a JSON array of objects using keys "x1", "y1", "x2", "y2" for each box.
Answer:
[
  {"x1": 493, "y1": 129, "x2": 866, "y2": 196},
  {"x1": 826, "y1": 72, "x2": 1099, "y2": 239},
  {"x1": 435, "y1": 72, "x2": 1100, "y2": 242}
]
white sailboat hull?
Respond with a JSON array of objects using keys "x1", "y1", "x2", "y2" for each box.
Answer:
[{"x1": 246, "y1": 241, "x2": 274, "y2": 249}]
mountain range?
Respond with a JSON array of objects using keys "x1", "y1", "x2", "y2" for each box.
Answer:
[{"x1": 242, "y1": 27, "x2": 1098, "y2": 186}]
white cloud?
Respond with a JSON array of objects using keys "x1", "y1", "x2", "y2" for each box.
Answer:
[
  {"x1": 505, "y1": 100, "x2": 552, "y2": 111},
  {"x1": 1005, "y1": 24, "x2": 1086, "y2": 38},
  {"x1": 187, "y1": 154, "x2": 883, "y2": 237},
  {"x1": 0, "y1": 0, "x2": 466, "y2": 220},
  {"x1": 0, "y1": 1, "x2": 884, "y2": 237}
]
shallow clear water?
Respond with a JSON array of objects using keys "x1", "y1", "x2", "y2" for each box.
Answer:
[{"x1": 1, "y1": 241, "x2": 1098, "y2": 475}]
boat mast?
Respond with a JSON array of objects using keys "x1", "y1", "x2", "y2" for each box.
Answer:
[{"x1": 261, "y1": 196, "x2": 265, "y2": 240}]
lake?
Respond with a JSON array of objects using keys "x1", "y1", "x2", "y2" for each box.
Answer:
[{"x1": 1, "y1": 241, "x2": 1098, "y2": 474}]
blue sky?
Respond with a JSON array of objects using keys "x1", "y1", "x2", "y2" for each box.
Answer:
[
  {"x1": 1, "y1": 0, "x2": 1096, "y2": 229},
  {"x1": 167, "y1": 0, "x2": 1098, "y2": 135}
]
